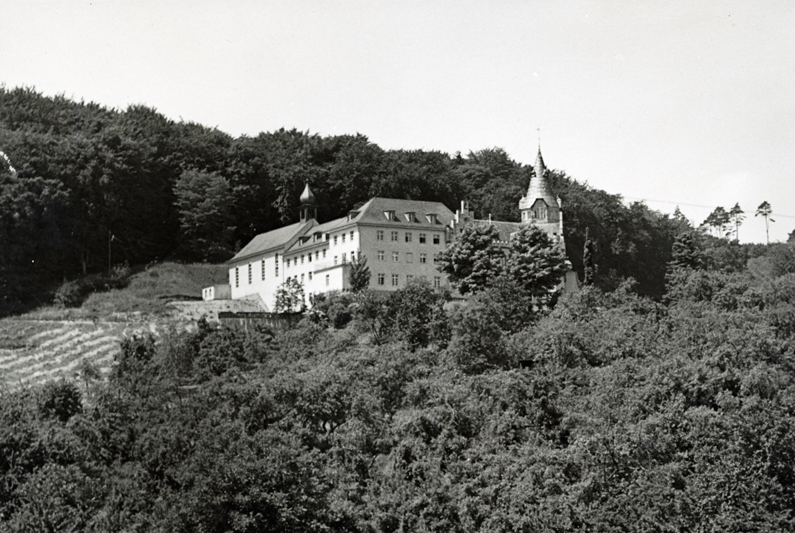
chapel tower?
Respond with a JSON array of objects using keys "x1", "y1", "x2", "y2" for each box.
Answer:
[{"x1": 518, "y1": 146, "x2": 563, "y2": 243}]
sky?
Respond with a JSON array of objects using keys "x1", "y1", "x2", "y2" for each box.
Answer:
[{"x1": 2, "y1": 0, "x2": 793, "y2": 243}]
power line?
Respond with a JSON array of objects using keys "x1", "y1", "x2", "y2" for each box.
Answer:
[{"x1": 623, "y1": 196, "x2": 795, "y2": 220}]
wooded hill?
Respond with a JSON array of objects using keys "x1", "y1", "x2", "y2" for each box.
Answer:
[
  {"x1": 3, "y1": 86, "x2": 795, "y2": 531},
  {"x1": 0, "y1": 85, "x2": 721, "y2": 315},
  {"x1": 2, "y1": 250, "x2": 795, "y2": 530}
]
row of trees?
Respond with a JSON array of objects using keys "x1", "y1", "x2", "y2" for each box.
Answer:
[{"x1": 701, "y1": 201, "x2": 775, "y2": 243}]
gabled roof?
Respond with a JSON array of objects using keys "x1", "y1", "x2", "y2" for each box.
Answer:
[
  {"x1": 229, "y1": 220, "x2": 315, "y2": 263},
  {"x1": 351, "y1": 197, "x2": 455, "y2": 226},
  {"x1": 229, "y1": 197, "x2": 455, "y2": 263}
]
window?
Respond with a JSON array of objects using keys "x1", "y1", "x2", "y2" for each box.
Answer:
[
  {"x1": 406, "y1": 252, "x2": 413, "y2": 263},
  {"x1": 248, "y1": 263, "x2": 252, "y2": 284},
  {"x1": 342, "y1": 234, "x2": 346, "y2": 243},
  {"x1": 377, "y1": 230, "x2": 384, "y2": 241},
  {"x1": 350, "y1": 231, "x2": 354, "y2": 241},
  {"x1": 326, "y1": 274, "x2": 330, "y2": 286},
  {"x1": 301, "y1": 255, "x2": 304, "y2": 264},
  {"x1": 334, "y1": 256, "x2": 338, "y2": 265},
  {"x1": 377, "y1": 273, "x2": 385, "y2": 285},
  {"x1": 434, "y1": 276, "x2": 441, "y2": 288},
  {"x1": 384, "y1": 210, "x2": 396, "y2": 221},
  {"x1": 316, "y1": 251, "x2": 319, "y2": 260},
  {"x1": 405, "y1": 232, "x2": 412, "y2": 243},
  {"x1": 334, "y1": 235, "x2": 338, "y2": 245},
  {"x1": 420, "y1": 253, "x2": 427, "y2": 264},
  {"x1": 308, "y1": 253, "x2": 312, "y2": 262},
  {"x1": 261, "y1": 260, "x2": 266, "y2": 280},
  {"x1": 392, "y1": 251, "x2": 399, "y2": 262},
  {"x1": 301, "y1": 273, "x2": 304, "y2": 282},
  {"x1": 392, "y1": 274, "x2": 399, "y2": 286},
  {"x1": 419, "y1": 233, "x2": 426, "y2": 243},
  {"x1": 342, "y1": 252, "x2": 347, "y2": 263},
  {"x1": 235, "y1": 267, "x2": 239, "y2": 288},
  {"x1": 322, "y1": 249, "x2": 326, "y2": 258},
  {"x1": 378, "y1": 250, "x2": 385, "y2": 261},
  {"x1": 286, "y1": 258, "x2": 290, "y2": 268},
  {"x1": 433, "y1": 234, "x2": 441, "y2": 245},
  {"x1": 275, "y1": 254, "x2": 279, "y2": 276},
  {"x1": 309, "y1": 272, "x2": 313, "y2": 280},
  {"x1": 391, "y1": 231, "x2": 399, "y2": 242}
]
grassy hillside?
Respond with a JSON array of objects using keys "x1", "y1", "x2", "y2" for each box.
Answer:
[
  {"x1": 24, "y1": 262, "x2": 228, "y2": 321},
  {"x1": 0, "y1": 262, "x2": 227, "y2": 390}
]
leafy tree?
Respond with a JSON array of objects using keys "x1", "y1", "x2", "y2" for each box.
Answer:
[
  {"x1": 729, "y1": 203, "x2": 745, "y2": 241},
  {"x1": 382, "y1": 280, "x2": 450, "y2": 348},
  {"x1": 435, "y1": 223, "x2": 503, "y2": 294},
  {"x1": 348, "y1": 252, "x2": 371, "y2": 292},
  {"x1": 174, "y1": 169, "x2": 235, "y2": 262},
  {"x1": 756, "y1": 201, "x2": 774, "y2": 244},
  {"x1": 274, "y1": 277, "x2": 305, "y2": 313},
  {"x1": 506, "y1": 224, "x2": 567, "y2": 299}
]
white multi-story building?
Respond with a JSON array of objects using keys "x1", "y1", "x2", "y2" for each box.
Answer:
[
  {"x1": 214, "y1": 146, "x2": 576, "y2": 310},
  {"x1": 223, "y1": 184, "x2": 456, "y2": 310}
]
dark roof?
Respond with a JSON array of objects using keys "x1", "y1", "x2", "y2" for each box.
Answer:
[
  {"x1": 471, "y1": 219, "x2": 522, "y2": 242},
  {"x1": 229, "y1": 221, "x2": 314, "y2": 263},
  {"x1": 352, "y1": 197, "x2": 455, "y2": 226}
]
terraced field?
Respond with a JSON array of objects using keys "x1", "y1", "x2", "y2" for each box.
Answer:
[{"x1": 0, "y1": 320, "x2": 157, "y2": 391}]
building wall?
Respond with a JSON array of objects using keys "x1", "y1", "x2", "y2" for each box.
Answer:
[
  {"x1": 229, "y1": 252, "x2": 286, "y2": 310},
  {"x1": 359, "y1": 223, "x2": 449, "y2": 291}
]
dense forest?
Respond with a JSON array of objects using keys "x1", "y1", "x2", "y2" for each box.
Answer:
[
  {"x1": 2, "y1": 238, "x2": 795, "y2": 530},
  {"x1": 0, "y1": 86, "x2": 743, "y2": 315}
]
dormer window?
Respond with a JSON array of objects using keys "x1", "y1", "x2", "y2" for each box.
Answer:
[
  {"x1": 384, "y1": 210, "x2": 396, "y2": 221},
  {"x1": 404, "y1": 212, "x2": 416, "y2": 222},
  {"x1": 426, "y1": 213, "x2": 438, "y2": 224},
  {"x1": 348, "y1": 210, "x2": 359, "y2": 221}
]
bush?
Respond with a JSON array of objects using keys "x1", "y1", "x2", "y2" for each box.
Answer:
[
  {"x1": 309, "y1": 291, "x2": 356, "y2": 329},
  {"x1": 53, "y1": 280, "x2": 83, "y2": 308},
  {"x1": 38, "y1": 380, "x2": 82, "y2": 422}
]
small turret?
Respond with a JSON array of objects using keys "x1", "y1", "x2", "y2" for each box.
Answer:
[{"x1": 299, "y1": 183, "x2": 318, "y2": 222}]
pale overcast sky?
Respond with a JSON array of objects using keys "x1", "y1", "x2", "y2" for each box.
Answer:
[{"x1": 2, "y1": 0, "x2": 793, "y2": 243}]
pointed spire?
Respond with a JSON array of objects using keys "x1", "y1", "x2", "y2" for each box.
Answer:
[
  {"x1": 534, "y1": 147, "x2": 546, "y2": 181},
  {"x1": 526, "y1": 145, "x2": 556, "y2": 208}
]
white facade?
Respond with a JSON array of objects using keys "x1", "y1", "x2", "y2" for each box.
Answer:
[{"x1": 226, "y1": 197, "x2": 456, "y2": 311}]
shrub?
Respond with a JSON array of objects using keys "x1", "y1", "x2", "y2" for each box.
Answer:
[
  {"x1": 38, "y1": 380, "x2": 82, "y2": 422},
  {"x1": 53, "y1": 280, "x2": 83, "y2": 308}
]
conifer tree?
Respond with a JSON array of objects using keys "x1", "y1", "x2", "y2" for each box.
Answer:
[{"x1": 583, "y1": 227, "x2": 596, "y2": 286}]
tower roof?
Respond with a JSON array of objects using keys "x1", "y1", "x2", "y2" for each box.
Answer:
[
  {"x1": 300, "y1": 182, "x2": 317, "y2": 206},
  {"x1": 523, "y1": 147, "x2": 557, "y2": 208}
]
